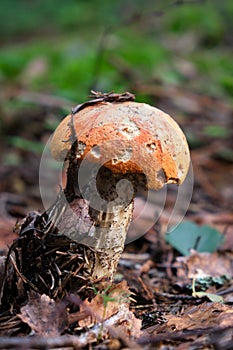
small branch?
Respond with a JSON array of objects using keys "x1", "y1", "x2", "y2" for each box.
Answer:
[
  {"x1": 0, "y1": 335, "x2": 84, "y2": 349},
  {"x1": 139, "y1": 325, "x2": 233, "y2": 346},
  {"x1": 0, "y1": 306, "x2": 141, "y2": 349}
]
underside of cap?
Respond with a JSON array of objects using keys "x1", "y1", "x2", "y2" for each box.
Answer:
[{"x1": 50, "y1": 101, "x2": 190, "y2": 190}]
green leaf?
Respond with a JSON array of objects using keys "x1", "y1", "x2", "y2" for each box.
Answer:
[
  {"x1": 165, "y1": 221, "x2": 224, "y2": 256},
  {"x1": 193, "y1": 291, "x2": 224, "y2": 303}
]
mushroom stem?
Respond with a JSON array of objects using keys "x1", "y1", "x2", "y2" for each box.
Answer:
[
  {"x1": 58, "y1": 166, "x2": 144, "y2": 280},
  {"x1": 80, "y1": 166, "x2": 141, "y2": 280},
  {"x1": 90, "y1": 200, "x2": 134, "y2": 280},
  {"x1": 57, "y1": 195, "x2": 134, "y2": 280}
]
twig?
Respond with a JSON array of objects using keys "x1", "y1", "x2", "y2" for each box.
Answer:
[
  {"x1": 0, "y1": 306, "x2": 141, "y2": 349},
  {"x1": 138, "y1": 324, "x2": 233, "y2": 345},
  {"x1": 0, "y1": 335, "x2": 85, "y2": 349}
]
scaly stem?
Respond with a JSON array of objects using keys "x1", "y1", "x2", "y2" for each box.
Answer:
[
  {"x1": 57, "y1": 166, "x2": 141, "y2": 280},
  {"x1": 83, "y1": 166, "x2": 136, "y2": 279}
]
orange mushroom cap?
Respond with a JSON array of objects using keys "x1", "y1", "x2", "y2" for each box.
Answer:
[{"x1": 50, "y1": 101, "x2": 190, "y2": 190}]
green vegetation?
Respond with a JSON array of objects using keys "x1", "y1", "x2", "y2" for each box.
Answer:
[
  {"x1": 0, "y1": 0, "x2": 232, "y2": 102},
  {"x1": 0, "y1": 1, "x2": 232, "y2": 162},
  {"x1": 166, "y1": 221, "x2": 224, "y2": 256}
]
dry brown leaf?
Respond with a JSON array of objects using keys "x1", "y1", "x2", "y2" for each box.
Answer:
[
  {"x1": 176, "y1": 251, "x2": 233, "y2": 279},
  {"x1": 79, "y1": 281, "x2": 131, "y2": 327},
  {"x1": 18, "y1": 292, "x2": 68, "y2": 336},
  {"x1": 113, "y1": 304, "x2": 142, "y2": 338},
  {"x1": 167, "y1": 302, "x2": 233, "y2": 331},
  {"x1": 78, "y1": 281, "x2": 141, "y2": 337},
  {"x1": 80, "y1": 304, "x2": 142, "y2": 341},
  {"x1": 0, "y1": 218, "x2": 17, "y2": 250}
]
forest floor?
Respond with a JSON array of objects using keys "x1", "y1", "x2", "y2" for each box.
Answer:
[
  {"x1": 0, "y1": 1, "x2": 233, "y2": 348},
  {"x1": 0, "y1": 83, "x2": 232, "y2": 349}
]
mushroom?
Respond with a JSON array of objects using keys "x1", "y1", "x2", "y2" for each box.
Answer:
[{"x1": 50, "y1": 94, "x2": 190, "y2": 280}]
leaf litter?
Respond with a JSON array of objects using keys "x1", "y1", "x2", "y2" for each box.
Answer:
[
  {"x1": 0, "y1": 75, "x2": 233, "y2": 349},
  {"x1": 19, "y1": 292, "x2": 68, "y2": 336}
]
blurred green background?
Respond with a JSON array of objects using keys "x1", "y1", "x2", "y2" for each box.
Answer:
[
  {"x1": 0, "y1": 0, "x2": 232, "y2": 172},
  {"x1": 0, "y1": 0, "x2": 232, "y2": 103}
]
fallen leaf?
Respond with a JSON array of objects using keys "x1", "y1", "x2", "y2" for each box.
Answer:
[
  {"x1": 79, "y1": 281, "x2": 131, "y2": 327},
  {"x1": 167, "y1": 302, "x2": 233, "y2": 331},
  {"x1": 79, "y1": 304, "x2": 142, "y2": 342},
  {"x1": 0, "y1": 218, "x2": 17, "y2": 250},
  {"x1": 176, "y1": 251, "x2": 233, "y2": 279},
  {"x1": 18, "y1": 292, "x2": 68, "y2": 336},
  {"x1": 113, "y1": 304, "x2": 142, "y2": 338}
]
